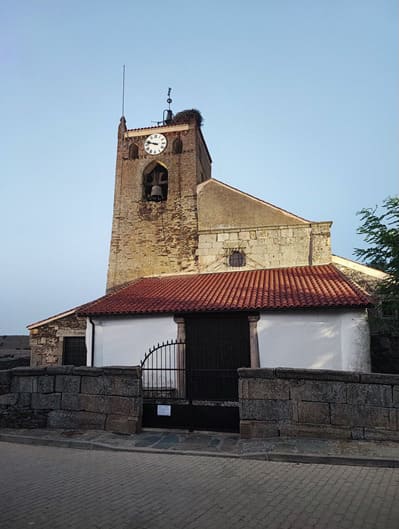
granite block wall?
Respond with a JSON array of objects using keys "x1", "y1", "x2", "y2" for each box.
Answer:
[
  {"x1": 239, "y1": 367, "x2": 399, "y2": 441},
  {"x1": 0, "y1": 366, "x2": 142, "y2": 434}
]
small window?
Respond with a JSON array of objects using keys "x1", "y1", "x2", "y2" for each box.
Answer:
[
  {"x1": 63, "y1": 337, "x2": 87, "y2": 366},
  {"x1": 129, "y1": 143, "x2": 139, "y2": 159},
  {"x1": 229, "y1": 250, "x2": 246, "y2": 267},
  {"x1": 143, "y1": 163, "x2": 168, "y2": 202},
  {"x1": 172, "y1": 137, "x2": 183, "y2": 154},
  {"x1": 380, "y1": 302, "x2": 398, "y2": 319}
]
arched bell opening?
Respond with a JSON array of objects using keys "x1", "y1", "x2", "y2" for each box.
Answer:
[
  {"x1": 128, "y1": 143, "x2": 139, "y2": 160},
  {"x1": 143, "y1": 161, "x2": 168, "y2": 202}
]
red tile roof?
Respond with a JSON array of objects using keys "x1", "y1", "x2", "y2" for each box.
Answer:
[{"x1": 79, "y1": 265, "x2": 372, "y2": 317}]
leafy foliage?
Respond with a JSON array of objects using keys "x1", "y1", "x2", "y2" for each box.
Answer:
[{"x1": 354, "y1": 196, "x2": 399, "y2": 312}]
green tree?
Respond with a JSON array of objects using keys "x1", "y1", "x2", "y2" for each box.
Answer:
[{"x1": 354, "y1": 196, "x2": 399, "y2": 314}]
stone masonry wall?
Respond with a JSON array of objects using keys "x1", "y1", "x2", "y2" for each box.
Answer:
[
  {"x1": 0, "y1": 366, "x2": 142, "y2": 434},
  {"x1": 30, "y1": 313, "x2": 86, "y2": 367},
  {"x1": 107, "y1": 120, "x2": 208, "y2": 291},
  {"x1": 239, "y1": 367, "x2": 399, "y2": 441},
  {"x1": 197, "y1": 223, "x2": 331, "y2": 273}
]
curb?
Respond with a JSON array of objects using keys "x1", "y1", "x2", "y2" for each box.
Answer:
[
  {"x1": 241, "y1": 451, "x2": 399, "y2": 468},
  {"x1": 1, "y1": 433, "x2": 399, "y2": 468}
]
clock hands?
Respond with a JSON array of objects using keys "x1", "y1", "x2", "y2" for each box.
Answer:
[{"x1": 144, "y1": 133, "x2": 167, "y2": 154}]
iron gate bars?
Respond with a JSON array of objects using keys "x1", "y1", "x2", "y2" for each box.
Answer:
[{"x1": 141, "y1": 340, "x2": 186, "y2": 400}]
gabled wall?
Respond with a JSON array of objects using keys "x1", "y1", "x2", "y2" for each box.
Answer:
[
  {"x1": 197, "y1": 180, "x2": 332, "y2": 273},
  {"x1": 30, "y1": 313, "x2": 86, "y2": 367}
]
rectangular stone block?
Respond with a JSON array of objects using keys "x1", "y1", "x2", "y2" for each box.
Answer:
[
  {"x1": 105, "y1": 415, "x2": 140, "y2": 434},
  {"x1": 55, "y1": 375, "x2": 81, "y2": 393},
  {"x1": 238, "y1": 368, "x2": 275, "y2": 379},
  {"x1": 364, "y1": 429, "x2": 399, "y2": 442},
  {"x1": 297, "y1": 402, "x2": 330, "y2": 424},
  {"x1": 47, "y1": 410, "x2": 105, "y2": 430},
  {"x1": 361, "y1": 373, "x2": 399, "y2": 385},
  {"x1": 331, "y1": 403, "x2": 396, "y2": 429},
  {"x1": 241, "y1": 379, "x2": 290, "y2": 400},
  {"x1": 392, "y1": 386, "x2": 399, "y2": 407},
  {"x1": 11, "y1": 376, "x2": 36, "y2": 393},
  {"x1": 46, "y1": 366, "x2": 74, "y2": 375},
  {"x1": 102, "y1": 366, "x2": 141, "y2": 377},
  {"x1": 275, "y1": 368, "x2": 359, "y2": 383},
  {"x1": 16, "y1": 393, "x2": 31, "y2": 408},
  {"x1": 0, "y1": 393, "x2": 18, "y2": 406},
  {"x1": 31, "y1": 393, "x2": 61, "y2": 410},
  {"x1": 12, "y1": 367, "x2": 45, "y2": 376},
  {"x1": 81, "y1": 375, "x2": 112, "y2": 395},
  {"x1": 279, "y1": 424, "x2": 352, "y2": 440},
  {"x1": 240, "y1": 399, "x2": 292, "y2": 422},
  {"x1": 351, "y1": 427, "x2": 365, "y2": 440},
  {"x1": 109, "y1": 396, "x2": 137, "y2": 416},
  {"x1": 0, "y1": 409, "x2": 47, "y2": 429},
  {"x1": 61, "y1": 393, "x2": 82, "y2": 411},
  {"x1": 36, "y1": 376, "x2": 54, "y2": 394},
  {"x1": 290, "y1": 380, "x2": 346, "y2": 404},
  {"x1": 347, "y1": 383, "x2": 392, "y2": 407},
  {"x1": 80, "y1": 394, "x2": 107, "y2": 413},
  {"x1": 73, "y1": 367, "x2": 104, "y2": 376},
  {"x1": 109, "y1": 376, "x2": 141, "y2": 397},
  {"x1": 240, "y1": 421, "x2": 280, "y2": 439},
  {"x1": 0, "y1": 371, "x2": 11, "y2": 394},
  {"x1": 249, "y1": 421, "x2": 279, "y2": 439},
  {"x1": 239, "y1": 420, "x2": 254, "y2": 439}
]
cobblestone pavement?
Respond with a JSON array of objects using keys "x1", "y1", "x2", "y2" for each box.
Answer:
[{"x1": 1, "y1": 442, "x2": 399, "y2": 529}]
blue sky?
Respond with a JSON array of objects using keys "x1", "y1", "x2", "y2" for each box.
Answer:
[{"x1": 1, "y1": 1, "x2": 397, "y2": 334}]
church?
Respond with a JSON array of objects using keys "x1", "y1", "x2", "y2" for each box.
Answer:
[{"x1": 28, "y1": 106, "x2": 381, "y2": 376}]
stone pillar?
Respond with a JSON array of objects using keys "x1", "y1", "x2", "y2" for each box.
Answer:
[
  {"x1": 248, "y1": 314, "x2": 260, "y2": 368},
  {"x1": 174, "y1": 317, "x2": 186, "y2": 397},
  {"x1": 175, "y1": 317, "x2": 186, "y2": 342}
]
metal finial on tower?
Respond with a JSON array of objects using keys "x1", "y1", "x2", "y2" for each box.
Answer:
[
  {"x1": 121, "y1": 64, "x2": 126, "y2": 117},
  {"x1": 163, "y1": 87, "x2": 173, "y2": 124}
]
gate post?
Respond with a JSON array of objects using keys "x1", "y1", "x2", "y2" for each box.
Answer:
[
  {"x1": 248, "y1": 314, "x2": 260, "y2": 368},
  {"x1": 174, "y1": 317, "x2": 186, "y2": 398}
]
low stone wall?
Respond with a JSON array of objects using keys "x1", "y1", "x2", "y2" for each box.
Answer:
[
  {"x1": 0, "y1": 366, "x2": 142, "y2": 434},
  {"x1": 239, "y1": 368, "x2": 399, "y2": 441}
]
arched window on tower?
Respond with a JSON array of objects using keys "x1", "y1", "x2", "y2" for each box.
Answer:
[
  {"x1": 129, "y1": 143, "x2": 139, "y2": 160},
  {"x1": 143, "y1": 162, "x2": 168, "y2": 202},
  {"x1": 172, "y1": 137, "x2": 183, "y2": 154}
]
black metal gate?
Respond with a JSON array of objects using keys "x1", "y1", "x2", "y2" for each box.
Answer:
[{"x1": 141, "y1": 339, "x2": 242, "y2": 432}]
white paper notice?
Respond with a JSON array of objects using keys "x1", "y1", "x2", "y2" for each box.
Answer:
[{"x1": 157, "y1": 405, "x2": 171, "y2": 416}]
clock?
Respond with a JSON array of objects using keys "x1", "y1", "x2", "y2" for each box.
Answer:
[{"x1": 144, "y1": 133, "x2": 167, "y2": 155}]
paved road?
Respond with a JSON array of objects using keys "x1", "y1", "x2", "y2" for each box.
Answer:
[{"x1": 0, "y1": 442, "x2": 398, "y2": 529}]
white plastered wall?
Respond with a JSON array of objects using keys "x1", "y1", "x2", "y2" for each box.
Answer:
[
  {"x1": 258, "y1": 310, "x2": 370, "y2": 372},
  {"x1": 86, "y1": 315, "x2": 177, "y2": 367}
]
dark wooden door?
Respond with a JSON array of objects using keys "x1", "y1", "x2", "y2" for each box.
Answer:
[
  {"x1": 63, "y1": 337, "x2": 87, "y2": 366},
  {"x1": 185, "y1": 313, "x2": 250, "y2": 401}
]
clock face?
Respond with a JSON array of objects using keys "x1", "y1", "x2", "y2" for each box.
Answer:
[{"x1": 144, "y1": 133, "x2": 167, "y2": 155}]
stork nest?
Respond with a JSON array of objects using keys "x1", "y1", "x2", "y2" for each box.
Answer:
[{"x1": 172, "y1": 109, "x2": 203, "y2": 127}]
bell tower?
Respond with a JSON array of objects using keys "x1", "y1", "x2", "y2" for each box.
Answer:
[{"x1": 106, "y1": 106, "x2": 212, "y2": 291}]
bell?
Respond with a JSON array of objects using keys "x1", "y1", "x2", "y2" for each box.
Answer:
[{"x1": 150, "y1": 185, "x2": 163, "y2": 202}]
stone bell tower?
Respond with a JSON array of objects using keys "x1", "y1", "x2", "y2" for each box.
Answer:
[{"x1": 106, "y1": 108, "x2": 212, "y2": 291}]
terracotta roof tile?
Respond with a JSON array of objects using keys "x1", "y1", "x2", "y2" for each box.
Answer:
[{"x1": 78, "y1": 265, "x2": 372, "y2": 317}]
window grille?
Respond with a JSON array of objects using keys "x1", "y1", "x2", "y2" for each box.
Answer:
[{"x1": 228, "y1": 250, "x2": 246, "y2": 267}]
